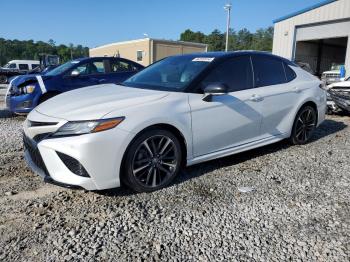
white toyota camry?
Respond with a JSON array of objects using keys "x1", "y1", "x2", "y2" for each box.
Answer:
[{"x1": 23, "y1": 51, "x2": 327, "y2": 192}]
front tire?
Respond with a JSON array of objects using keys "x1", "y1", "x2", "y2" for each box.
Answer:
[
  {"x1": 290, "y1": 105, "x2": 317, "y2": 145},
  {"x1": 122, "y1": 129, "x2": 182, "y2": 192}
]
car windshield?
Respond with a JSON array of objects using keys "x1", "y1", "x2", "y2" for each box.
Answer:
[
  {"x1": 45, "y1": 60, "x2": 80, "y2": 76},
  {"x1": 3, "y1": 63, "x2": 10, "y2": 68},
  {"x1": 330, "y1": 64, "x2": 343, "y2": 71},
  {"x1": 123, "y1": 56, "x2": 214, "y2": 91}
]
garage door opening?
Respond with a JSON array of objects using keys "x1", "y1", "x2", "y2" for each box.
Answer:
[{"x1": 294, "y1": 37, "x2": 348, "y2": 77}]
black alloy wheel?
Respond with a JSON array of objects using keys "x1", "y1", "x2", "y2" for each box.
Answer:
[
  {"x1": 123, "y1": 129, "x2": 182, "y2": 192},
  {"x1": 290, "y1": 105, "x2": 317, "y2": 145}
]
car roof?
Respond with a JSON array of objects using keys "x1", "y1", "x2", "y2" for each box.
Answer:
[{"x1": 173, "y1": 51, "x2": 297, "y2": 66}]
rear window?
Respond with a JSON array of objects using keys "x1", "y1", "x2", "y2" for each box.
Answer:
[{"x1": 252, "y1": 55, "x2": 286, "y2": 87}]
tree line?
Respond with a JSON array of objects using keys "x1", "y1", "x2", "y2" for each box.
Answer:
[
  {"x1": 180, "y1": 27, "x2": 274, "y2": 52},
  {"x1": 0, "y1": 38, "x2": 89, "y2": 66},
  {"x1": 0, "y1": 27, "x2": 273, "y2": 66}
]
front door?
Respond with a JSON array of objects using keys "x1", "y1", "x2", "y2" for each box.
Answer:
[
  {"x1": 63, "y1": 59, "x2": 107, "y2": 90},
  {"x1": 189, "y1": 55, "x2": 263, "y2": 157}
]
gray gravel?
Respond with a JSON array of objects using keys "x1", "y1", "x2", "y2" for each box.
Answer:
[{"x1": 0, "y1": 98, "x2": 349, "y2": 261}]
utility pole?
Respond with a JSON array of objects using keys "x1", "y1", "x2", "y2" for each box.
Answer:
[{"x1": 224, "y1": 3, "x2": 232, "y2": 52}]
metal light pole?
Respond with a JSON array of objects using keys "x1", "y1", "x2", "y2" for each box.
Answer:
[{"x1": 224, "y1": 3, "x2": 232, "y2": 52}]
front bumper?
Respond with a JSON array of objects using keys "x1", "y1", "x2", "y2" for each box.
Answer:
[
  {"x1": 23, "y1": 114, "x2": 134, "y2": 190},
  {"x1": 7, "y1": 94, "x2": 37, "y2": 114}
]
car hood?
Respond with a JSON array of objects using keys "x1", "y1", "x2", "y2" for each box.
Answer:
[
  {"x1": 323, "y1": 70, "x2": 340, "y2": 74},
  {"x1": 328, "y1": 81, "x2": 350, "y2": 89},
  {"x1": 35, "y1": 84, "x2": 169, "y2": 120}
]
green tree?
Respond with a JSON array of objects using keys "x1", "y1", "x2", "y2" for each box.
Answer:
[{"x1": 0, "y1": 38, "x2": 89, "y2": 66}]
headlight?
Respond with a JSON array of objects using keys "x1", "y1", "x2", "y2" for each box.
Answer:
[
  {"x1": 53, "y1": 117, "x2": 125, "y2": 137},
  {"x1": 18, "y1": 85, "x2": 35, "y2": 94}
]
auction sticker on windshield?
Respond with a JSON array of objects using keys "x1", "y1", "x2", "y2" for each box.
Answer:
[{"x1": 192, "y1": 57, "x2": 215, "y2": 62}]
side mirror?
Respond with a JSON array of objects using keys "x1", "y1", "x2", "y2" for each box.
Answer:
[
  {"x1": 71, "y1": 70, "x2": 80, "y2": 77},
  {"x1": 202, "y1": 83, "x2": 228, "y2": 102}
]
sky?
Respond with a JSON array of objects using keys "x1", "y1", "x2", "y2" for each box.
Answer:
[{"x1": 1, "y1": 0, "x2": 325, "y2": 48}]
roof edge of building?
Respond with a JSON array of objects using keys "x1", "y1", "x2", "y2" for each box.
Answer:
[
  {"x1": 90, "y1": 38, "x2": 207, "y2": 50},
  {"x1": 273, "y1": 0, "x2": 338, "y2": 24}
]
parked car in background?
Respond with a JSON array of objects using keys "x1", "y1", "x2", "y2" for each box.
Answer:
[
  {"x1": 0, "y1": 55, "x2": 60, "y2": 84},
  {"x1": 321, "y1": 63, "x2": 345, "y2": 85},
  {"x1": 23, "y1": 51, "x2": 326, "y2": 192},
  {"x1": 327, "y1": 76, "x2": 350, "y2": 114},
  {"x1": 0, "y1": 60, "x2": 39, "y2": 83},
  {"x1": 6, "y1": 57, "x2": 144, "y2": 114}
]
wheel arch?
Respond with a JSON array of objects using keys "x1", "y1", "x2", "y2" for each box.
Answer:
[{"x1": 120, "y1": 123, "x2": 189, "y2": 182}]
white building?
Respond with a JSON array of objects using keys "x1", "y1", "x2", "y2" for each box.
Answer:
[{"x1": 273, "y1": 0, "x2": 350, "y2": 77}]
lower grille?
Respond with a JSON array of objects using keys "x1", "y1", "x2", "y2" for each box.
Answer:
[
  {"x1": 57, "y1": 152, "x2": 90, "y2": 178},
  {"x1": 23, "y1": 134, "x2": 49, "y2": 176}
]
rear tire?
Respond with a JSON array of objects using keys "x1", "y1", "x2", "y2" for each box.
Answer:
[
  {"x1": 290, "y1": 105, "x2": 317, "y2": 145},
  {"x1": 0, "y1": 75, "x2": 8, "y2": 84},
  {"x1": 122, "y1": 129, "x2": 182, "y2": 192}
]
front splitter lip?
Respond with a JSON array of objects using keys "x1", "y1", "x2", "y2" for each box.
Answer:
[{"x1": 24, "y1": 150, "x2": 82, "y2": 190}]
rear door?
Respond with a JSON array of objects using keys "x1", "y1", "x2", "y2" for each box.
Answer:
[
  {"x1": 250, "y1": 54, "x2": 299, "y2": 137},
  {"x1": 107, "y1": 58, "x2": 142, "y2": 84},
  {"x1": 188, "y1": 55, "x2": 263, "y2": 157}
]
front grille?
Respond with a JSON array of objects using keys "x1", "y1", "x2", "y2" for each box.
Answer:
[
  {"x1": 56, "y1": 152, "x2": 90, "y2": 178},
  {"x1": 23, "y1": 134, "x2": 49, "y2": 175}
]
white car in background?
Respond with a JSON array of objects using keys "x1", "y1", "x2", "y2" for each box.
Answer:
[{"x1": 23, "y1": 51, "x2": 327, "y2": 192}]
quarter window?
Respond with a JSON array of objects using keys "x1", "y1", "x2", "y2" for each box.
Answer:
[
  {"x1": 284, "y1": 63, "x2": 297, "y2": 82},
  {"x1": 201, "y1": 56, "x2": 253, "y2": 92},
  {"x1": 252, "y1": 55, "x2": 286, "y2": 87}
]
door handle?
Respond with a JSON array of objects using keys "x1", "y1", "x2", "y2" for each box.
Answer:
[
  {"x1": 293, "y1": 87, "x2": 302, "y2": 93},
  {"x1": 250, "y1": 94, "x2": 264, "y2": 102}
]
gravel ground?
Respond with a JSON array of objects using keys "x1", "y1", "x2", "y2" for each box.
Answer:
[{"x1": 0, "y1": 96, "x2": 349, "y2": 261}]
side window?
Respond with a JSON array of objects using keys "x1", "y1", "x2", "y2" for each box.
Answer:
[
  {"x1": 284, "y1": 63, "x2": 297, "y2": 82},
  {"x1": 19, "y1": 64, "x2": 29, "y2": 70},
  {"x1": 31, "y1": 64, "x2": 40, "y2": 69},
  {"x1": 137, "y1": 50, "x2": 143, "y2": 62},
  {"x1": 201, "y1": 56, "x2": 253, "y2": 92},
  {"x1": 110, "y1": 60, "x2": 138, "y2": 72},
  {"x1": 252, "y1": 55, "x2": 286, "y2": 87},
  {"x1": 9, "y1": 63, "x2": 17, "y2": 69},
  {"x1": 74, "y1": 63, "x2": 89, "y2": 75},
  {"x1": 91, "y1": 61, "x2": 105, "y2": 74}
]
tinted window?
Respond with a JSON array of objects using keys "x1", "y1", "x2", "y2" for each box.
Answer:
[
  {"x1": 201, "y1": 56, "x2": 253, "y2": 92},
  {"x1": 252, "y1": 55, "x2": 286, "y2": 87},
  {"x1": 31, "y1": 64, "x2": 40, "y2": 69},
  {"x1": 284, "y1": 63, "x2": 296, "y2": 82},
  {"x1": 9, "y1": 63, "x2": 17, "y2": 69},
  {"x1": 110, "y1": 60, "x2": 138, "y2": 72},
  {"x1": 19, "y1": 64, "x2": 29, "y2": 70}
]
